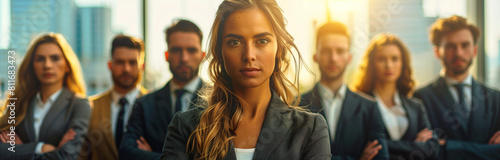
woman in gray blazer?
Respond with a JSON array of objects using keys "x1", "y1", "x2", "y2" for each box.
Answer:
[
  {"x1": 354, "y1": 34, "x2": 440, "y2": 160},
  {"x1": 0, "y1": 33, "x2": 91, "y2": 160},
  {"x1": 161, "y1": 0, "x2": 331, "y2": 160}
]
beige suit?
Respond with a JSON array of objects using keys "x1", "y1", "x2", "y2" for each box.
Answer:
[{"x1": 80, "y1": 86, "x2": 148, "y2": 160}]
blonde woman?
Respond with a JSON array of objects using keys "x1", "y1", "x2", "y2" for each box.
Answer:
[
  {"x1": 161, "y1": 0, "x2": 331, "y2": 160},
  {"x1": 354, "y1": 34, "x2": 439, "y2": 159},
  {"x1": 0, "y1": 33, "x2": 91, "y2": 159}
]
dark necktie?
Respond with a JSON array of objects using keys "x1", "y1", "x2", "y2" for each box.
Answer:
[
  {"x1": 115, "y1": 97, "x2": 128, "y2": 148},
  {"x1": 453, "y1": 83, "x2": 469, "y2": 127},
  {"x1": 174, "y1": 89, "x2": 187, "y2": 113}
]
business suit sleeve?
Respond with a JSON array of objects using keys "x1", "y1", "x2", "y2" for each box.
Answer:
[
  {"x1": 41, "y1": 98, "x2": 91, "y2": 160},
  {"x1": 302, "y1": 114, "x2": 331, "y2": 160},
  {"x1": 444, "y1": 140, "x2": 500, "y2": 159},
  {"x1": 161, "y1": 112, "x2": 190, "y2": 160},
  {"x1": 386, "y1": 101, "x2": 440, "y2": 159},
  {"x1": 119, "y1": 101, "x2": 160, "y2": 160},
  {"x1": 368, "y1": 102, "x2": 389, "y2": 160},
  {"x1": 0, "y1": 140, "x2": 38, "y2": 159}
]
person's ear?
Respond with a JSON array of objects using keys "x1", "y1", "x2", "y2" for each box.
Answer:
[
  {"x1": 108, "y1": 60, "x2": 112, "y2": 71},
  {"x1": 473, "y1": 45, "x2": 478, "y2": 57},
  {"x1": 313, "y1": 52, "x2": 318, "y2": 63},
  {"x1": 202, "y1": 52, "x2": 206, "y2": 58},
  {"x1": 433, "y1": 46, "x2": 441, "y2": 59},
  {"x1": 165, "y1": 51, "x2": 169, "y2": 61},
  {"x1": 347, "y1": 52, "x2": 352, "y2": 64}
]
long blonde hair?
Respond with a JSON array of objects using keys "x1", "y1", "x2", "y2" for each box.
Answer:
[
  {"x1": 0, "y1": 33, "x2": 86, "y2": 131},
  {"x1": 188, "y1": 0, "x2": 304, "y2": 159}
]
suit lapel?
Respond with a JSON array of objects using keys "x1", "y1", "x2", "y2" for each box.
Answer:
[
  {"x1": 23, "y1": 101, "x2": 37, "y2": 142},
  {"x1": 96, "y1": 90, "x2": 118, "y2": 156},
  {"x1": 188, "y1": 80, "x2": 205, "y2": 109},
  {"x1": 155, "y1": 82, "x2": 173, "y2": 129},
  {"x1": 400, "y1": 96, "x2": 415, "y2": 140},
  {"x1": 335, "y1": 88, "x2": 359, "y2": 145},
  {"x1": 468, "y1": 79, "x2": 488, "y2": 142},
  {"x1": 39, "y1": 88, "x2": 73, "y2": 140},
  {"x1": 253, "y1": 91, "x2": 292, "y2": 159},
  {"x1": 310, "y1": 84, "x2": 326, "y2": 117}
]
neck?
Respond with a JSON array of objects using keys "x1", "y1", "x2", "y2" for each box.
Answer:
[
  {"x1": 444, "y1": 69, "x2": 469, "y2": 83},
  {"x1": 114, "y1": 85, "x2": 136, "y2": 95},
  {"x1": 233, "y1": 80, "x2": 272, "y2": 119},
  {"x1": 172, "y1": 76, "x2": 197, "y2": 88},
  {"x1": 374, "y1": 81, "x2": 397, "y2": 107},
  {"x1": 40, "y1": 83, "x2": 63, "y2": 103},
  {"x1": 319, "y1": 76, "x2": 344, "y2": 93}
]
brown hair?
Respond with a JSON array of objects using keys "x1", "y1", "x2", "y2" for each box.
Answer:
[
  {"x1": 164, "y1": 19, "x2": 203, "y2": 45},
  {"x1": 316, "y1": 21, "x2": 350, "y2": 47},
  {"x1": 111, "y1": 35, "x2": 144, "y2": 58},
  {"x1": 354, "y1": 33, "x2": 415, "y2": 97},
  {"x1": 188, "y1": 0, "x2": 304, "y2": 159},
  {"x1": 0, "y1": 33, "x2": 86, "y2": 131},
  {"x1": 429, "y1": 15, "x2": 481, "y2": 47}
]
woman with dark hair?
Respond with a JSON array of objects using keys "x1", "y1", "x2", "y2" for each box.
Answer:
[
  {"x1": 0, "y1": 33, "x2": 90, "y2": 159},
  {"x1": 161, "y1": 0, "x2": 331, "y2": 160},
  {"x1": 354, "y1": 33, "x2": 439, "y2": 159}
]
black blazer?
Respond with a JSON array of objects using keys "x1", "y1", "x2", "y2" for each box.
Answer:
[
  {"x1": 161, "y1": 91, "x2": 331, "y2": 160},
  {"x1": 300, "y1": 84, "x2": 389, "y2": 160},
  {"x1": 0, "y1": 88, "x2": 91, "y2": 160},
  {"x1": 366, "y1": 92, "x2": 439, "y2": 160},
  {"x1": 414, "y1": 77, "x2": 500, "y2": 159},
  {"x1": 119, "y1": 80, "x2": 205, "y2": 160}
]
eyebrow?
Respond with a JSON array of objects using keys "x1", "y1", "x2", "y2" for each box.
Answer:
[{"x1": 223, "y1": 32, "x2": 274, "y2": 39}]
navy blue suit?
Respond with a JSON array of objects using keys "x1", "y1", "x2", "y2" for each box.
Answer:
[
  {"x1": 300, "y1": 84, "x2": 389, "y2": 160},
  {"x1": 414, "y1": 77, "x2": 500, "y2": 159}
]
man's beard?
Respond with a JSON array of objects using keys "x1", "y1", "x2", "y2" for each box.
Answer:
[
  {"x1": 112, "y1": 73, "x2": 139, "y2": 89},
  {"x1": 171, "y1": 65, "x2": 199, "y2": 82},
  {"x1": 444, "y1": 57, "x2": 473, "y2": 75}
]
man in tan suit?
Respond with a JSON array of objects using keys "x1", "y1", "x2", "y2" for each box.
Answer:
[{"x1": 80, "y1": 35, "x2": 148, "y2": 160}]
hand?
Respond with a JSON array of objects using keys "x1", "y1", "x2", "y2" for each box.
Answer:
[
  {"x1": 0, "y1": 131, "x2": 22, "y2": 144},
  {"x1": 488, "y1": 131, "x2": 500, "y2": 145},
  {"x1": 415, "y1": 128, "x2": 433, "y2": 142},
  {"x1": 360, "y1": 140, "x2": 382, "y2": 160},
  {"x1": 137, "y1": 136, "x2": 152, "y2": 151},
  {"x1": 41, "y1": 144, "x2": 56, "y2": 153},
  {"x1": 58, "y1": 129, "x2": 76, "y2": 148},
  {"x1": 439, "y1": 139, "x2": 446, "y2": 146}
]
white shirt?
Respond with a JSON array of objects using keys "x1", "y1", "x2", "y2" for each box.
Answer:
[
  {"x1": 317, "y1": 83, "x2": 347, "y2": 141},
  {"x1": 33, "y1": 88, "x2": 63, "y2": 153},
  {"x1": 110, "y1": 87, "x2": 141, "y2": 137},
  {"x1": 235, "y1": 148, "x2": 255, "y2": 160},
  {"x1": 441, "y1": 73, "x2": 472, "y2": 115},
  {"x1": 170, "y1": 77, "x2": 201, "y2": 113},
  {"x1": 374, "y1": 91, "x2": 409, "y2": 140}
]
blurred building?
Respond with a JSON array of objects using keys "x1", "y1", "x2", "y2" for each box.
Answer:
[
  {"x1": 76, "y1": 6, "x2": 113, "y2": 95},
  {"x1": 368, "y1": 0, "x2": 440, "y2": 87}
]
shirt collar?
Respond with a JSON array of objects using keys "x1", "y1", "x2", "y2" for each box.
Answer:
[
  {"x1": 440, "y1": 72, "x2": 472, "y2": 87},
  {"x1": 111, "y1": 86, "x2": 140, "y2": 105},
  {"x1": 317, "y1": 83, "x2": 347, "y2": 100},
  {"x1": 35, "y1": 88, "x2": 64, "y2": 106},
  {"x1": 170, "y1": 76, "x2": 201, "y2": 94}
]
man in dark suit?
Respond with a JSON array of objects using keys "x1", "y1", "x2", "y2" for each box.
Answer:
[
  {"x1": 119, "y1": 20, "x2": 206, "y2": 160},
  {"x1": 414, "y1": 15, "x2": 500, "y2": 159},
  {"x1": 300, "y1": 21, "x2": 389, "y2": 160}
]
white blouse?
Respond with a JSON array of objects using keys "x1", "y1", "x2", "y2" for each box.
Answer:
[
  {"x1": 374, "y1": 91, "x2": 409, "y2": 140},
  {"x1": 235, "y1": 148, "x2": 255, "y2": 160}
]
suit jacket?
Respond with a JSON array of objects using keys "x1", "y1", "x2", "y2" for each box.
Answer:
[
  {"x1": 119, "y1": 80, "x2": 205, "y2": 160},
  {"x1": 300, "y1": 84, "x2": 389, "y2": 160},
  {"x1": 0, "y1": 87, "x2": 91, "y2": 160},
  {"x1": 79, "y1": 86, "x2": 148, "y2": 160},
  {"x1": 366, "y1": 92, "x2": 439, "y2": 160},
  {"x1": 414, "y1": 77, "x2": 500, "y2": 160},
  {"x1": 161, "y1": 90, "x2": 331, "y2": 160}
]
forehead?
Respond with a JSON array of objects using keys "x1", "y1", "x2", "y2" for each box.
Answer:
[
  {"x1": 317, "y1": 34, "x2": 349, "y2": 49},
  {"x1": 35, "y1": 43, "x2": 63, "y2": 56},
  {"x1": 376, "y1": 44, "x2": 401, "y2": 56},
  {"x1": 440, "y1": 28, "x2": 474, "y2": 45},
  {"x1": 112, "y1": 47, "x2": 140, "y2": 59},
  {"x1": 222, "y1": 8, "x2": 274, "y2": 37},
  {"x1": 168, "y1": 32, "x2": 201, "y2": 48}
]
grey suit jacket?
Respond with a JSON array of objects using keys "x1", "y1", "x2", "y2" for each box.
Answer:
[
  {"x1": 161, "y1": 91, "x2": 331, "y2": 160},
  {"x1": 0, "y1": 87, "x2": 91, "y2": 160}
]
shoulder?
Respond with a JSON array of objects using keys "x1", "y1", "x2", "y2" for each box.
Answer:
[
  {"x1": 287, "y1": 107, "x2": 326, "y2": 126},
  {"x1": 171, "y1": 107, "x2": 204, "y2": 130}
]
